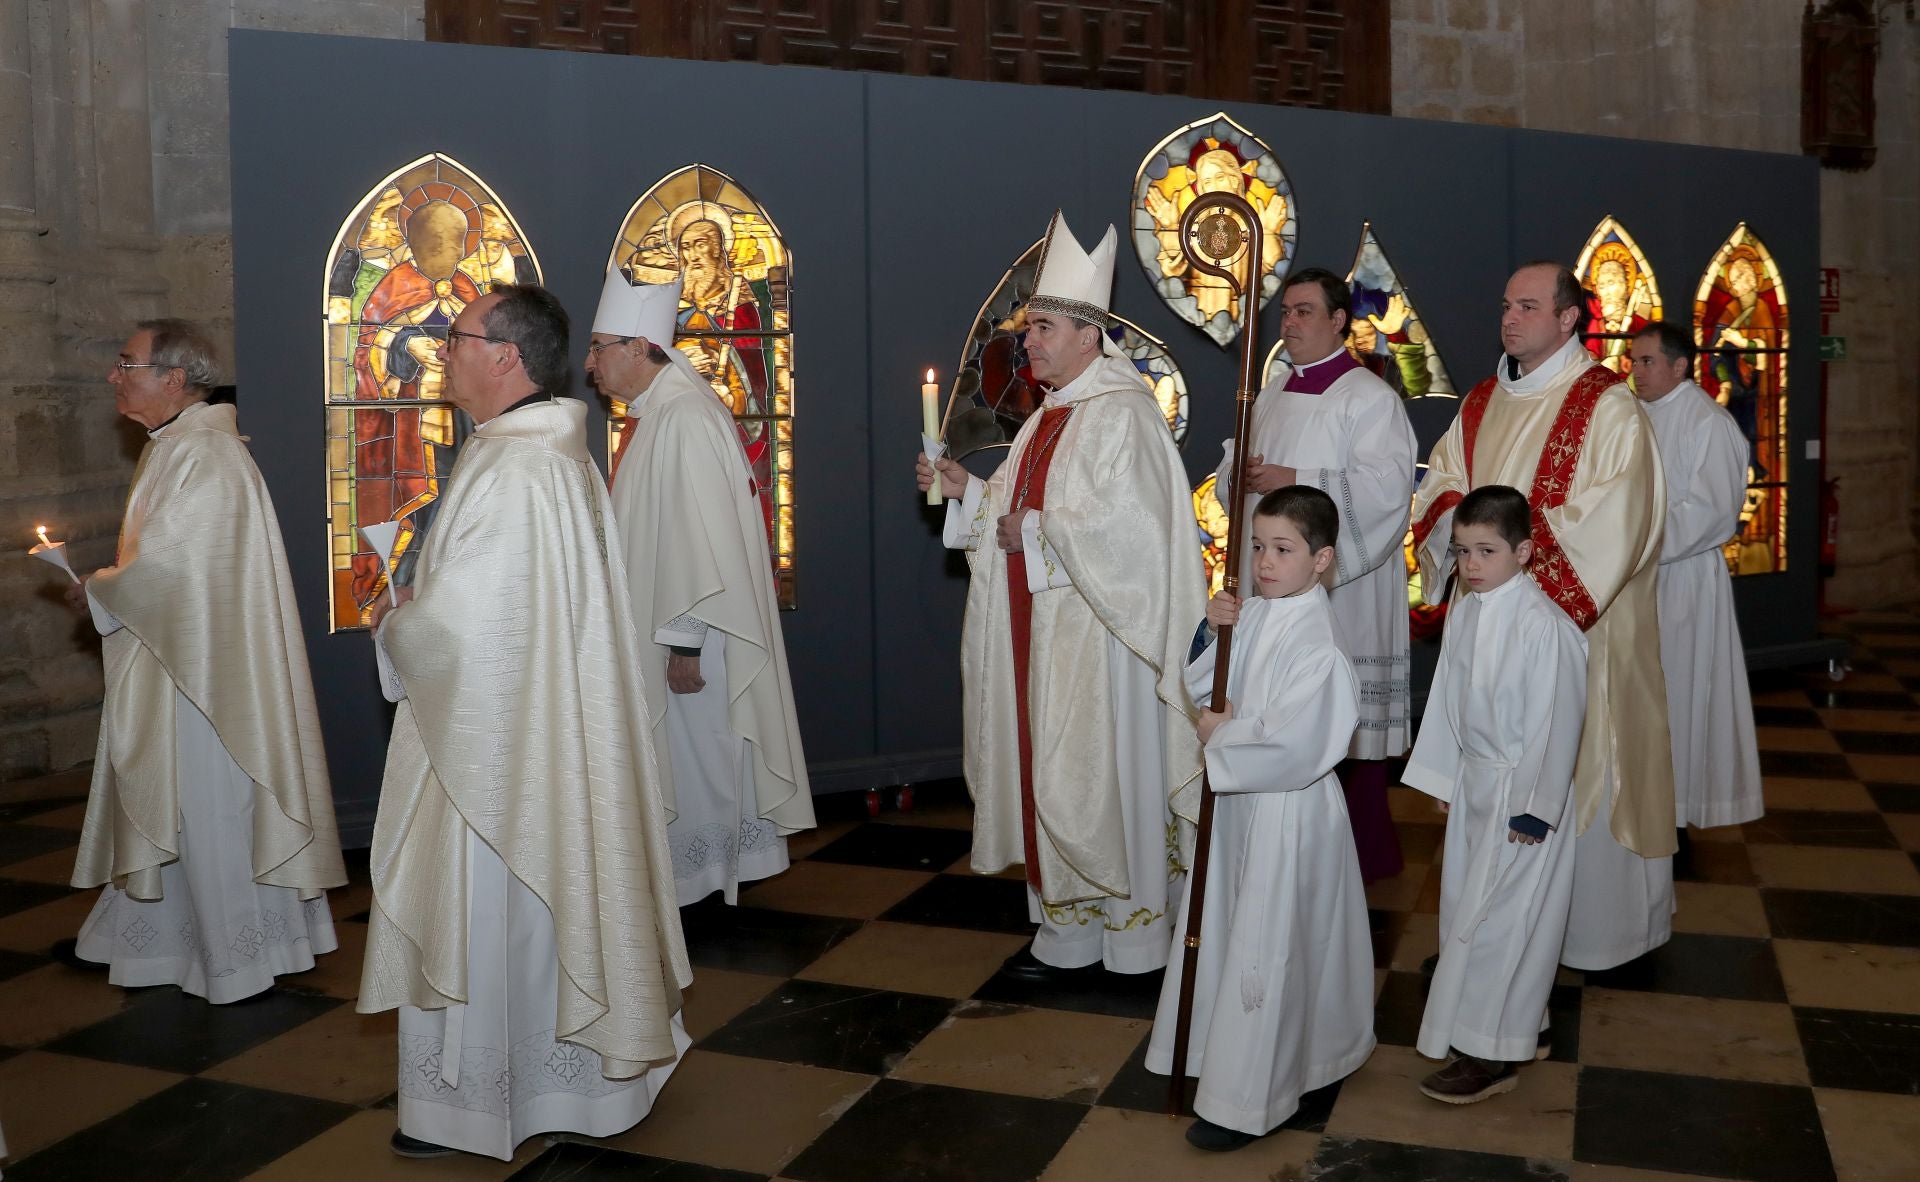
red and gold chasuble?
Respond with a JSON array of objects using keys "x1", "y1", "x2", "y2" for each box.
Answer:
[
  {"x1": 1411, "y1": 365, "x2": 1617, "y2": 631},
  {"x1": 1005, "y1": 404, "x2": 1075, "y2": 888}
]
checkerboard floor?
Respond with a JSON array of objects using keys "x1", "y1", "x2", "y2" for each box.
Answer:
[{"x1": 3, "y1": 610, "x2": 1919, "y2": 1181}]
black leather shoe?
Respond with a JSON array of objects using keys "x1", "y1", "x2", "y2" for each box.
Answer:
[
  {"x1": 389, "y1": 1131, "x2": 455, "y2": 1159},
  {"x1": 1186, "y1": 1116, "x2": 1259, "y2": 1152},
  {"x1": 50, "y1": 939, "x2": 105, "y2": 972},
  {"x1": 1001, "y1": 945, "x2": 1085, "y2": 981}
]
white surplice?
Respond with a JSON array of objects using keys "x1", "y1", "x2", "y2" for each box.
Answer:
[
  {"x1": 1144, "y1": 586, "x2": 1375, "y2": 1135},
  {"x1": 1645, "y1": 380, "x2": 1764, "y2": 829},
  {"x1": 609, "y1": 360, "x2": 815, "y2": 905},
  {"x1": 1214, "y1": 351, "x2": 1419, "y2": 758},
  {"x1": 1404, "y1": 573, "x2": 1586, "y2": 1063},
  {"x1": 362, "y1": 400, "x2": 689, "y2": 1161},
  {"x1": 72, "y1": 400, "x2": 344, "y2": 1001},
  {"x1": 944, "y1": 354, "x2": 1208, "y2": 972}
]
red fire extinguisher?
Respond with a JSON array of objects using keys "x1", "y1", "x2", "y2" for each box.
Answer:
[{"x1": 1820, "y1": 477, "x2": 1839, "y2": 578}]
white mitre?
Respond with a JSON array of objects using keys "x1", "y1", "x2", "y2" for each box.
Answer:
[
  {"x1": 594, "y1": 268, "x2": 681, "y2": 345},
  {"x1": 1026, "y1": 209, "x2": 1122, "y2": 358}
]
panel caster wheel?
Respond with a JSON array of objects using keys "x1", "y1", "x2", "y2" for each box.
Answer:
[{"x1": 1828, "y1": 658, "x2": 1851, "y2": 683}]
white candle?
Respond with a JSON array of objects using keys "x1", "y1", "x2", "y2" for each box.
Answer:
[
  {"x1": 35, "y1": 525, "x2": 51, "y2": 548},
  {"x1": 921, "y1": 368, "x2": 943, "y2": 506},
  {"x1": 28, "y1": 524, "x2": 79, "y2": 583}
]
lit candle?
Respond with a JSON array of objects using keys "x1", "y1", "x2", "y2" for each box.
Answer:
[
  {"x1": 921, "y1": 368, "x2": 943, "y2": 506},
  {"x1": 35, "y1": 525, "x2": 50, "y2": 548},
  {"x1": 27, "y1": 523, "x2": 79, "y2": 583}
]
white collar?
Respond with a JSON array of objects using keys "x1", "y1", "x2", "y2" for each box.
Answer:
[
  {"x1": 1290, "y1": 345, "x2": 1346, "y2": 372},
  {"x1": 1646, "y1": 379, "x2": 1700, "y2": 411},
  {"x1": 1497, "y1": 335, "x2": 1590, "y2": 397},
  {"x1": 1472, "y1": 571, "x2": 1529, "y2": 604},
  {"x1": 1044, "y1": 358, "x2": 1100, "y2": 407}
]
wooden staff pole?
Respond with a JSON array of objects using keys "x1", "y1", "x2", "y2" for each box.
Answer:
[{"x1": 1166, "y1": 190, "x2": 1265, "y2": 1117}]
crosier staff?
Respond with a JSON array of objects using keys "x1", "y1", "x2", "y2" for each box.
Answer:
[{"x1": 1167, "y1": 189, "x2": 1265, "y2": 1117}]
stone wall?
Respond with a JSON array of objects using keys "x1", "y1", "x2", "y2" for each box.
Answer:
[
  {"x1": 1392, "y1": 0, "x2": 1920, "y2": 611},
  {"x1": 0, "y1": 0, "x2": 420, "y2": 782}
]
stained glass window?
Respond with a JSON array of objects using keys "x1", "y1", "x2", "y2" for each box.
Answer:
[
  {"x1": 322, "y1": 153, "x2": 541, "y2": 632},
  {"x1": 1132, "y1": 112, "x2": 1295, "y2": 348},
  {"x1": 1194, "y1": 474, "x2": 1231, "y2": 596},
  {"x1": 1695, "y1": 223, "x2": 1789, "y2": 575},
  {"x1": 1575, "y1": 215, "x2": 1663, "y2": 374},
  {"x1": 606, "y1": 165, "x2": 795, "y2": 607},
  {"x1": 943, "y1": 238, "x2": 1189, "y2": 461},
  {"x1": 1261, "y1": 222, "x2": 1455, "y2": 399}
]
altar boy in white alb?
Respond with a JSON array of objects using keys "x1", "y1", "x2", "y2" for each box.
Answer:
[
  {"x1": 1146, "y1": 486, "x2": 1375, "y2": 1152},
  {"x1": 590, "y1": 270, "x2": 816, "y2": 905},
  {"x1": 1406, "y1": 485, "x2": 1587, "y2": 1105},
  {"x1": 1629, "y1": 323, "x2": 1764, "y2": 831},
  {"x1": 918, "y1": 210, "x2": 1206, "y2": 977},
  {"x1": 1211, "y1": 268, "x2": 1418, "y2": 882},
  {"x1": 69, "y1": 319, "x2": 344, "y2": 1002}
]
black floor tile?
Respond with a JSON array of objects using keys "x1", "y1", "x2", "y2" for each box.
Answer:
[
  {"x1": 0, "y1": 823, "x2": 78, "y2": 867},
  {"x1": 1312, "y1": 1137, "x2": 1568, "y2": 1181},
  {"x1": 1759, "y1": 750, "x2": 1856, "y2": 779},
  {"x1": 1673, "y1": 839, "x2": 1757, "y2": 885},
  {"x1": 1544, "y1": 980, "x2": 1582, "y2": 1062},
  {"x1": 1762, "y1": 888, "x2": 1920, "y2": 947},
  {"x1": 678, "y1": 897, "x2": 861, "y2": 976},
  {"x1": 1794, "y1": 1006, "x2": 1920, "y2": 1095},
  {"x1": 0, "y1": 798, "x2": 82, "y2": 826},
  {"x1": 806, "y1": 823, "x2": 973, "y2": 872},
  {"x1": 1743, "y1": 809, "x2": 1898, "y2": 849},
  {"x1": 4, "y1": 1077, "x2": 354, "y2": 1182},
  {"x1": 0, "y1": 878, "x2": 74, "y2": 918},
  {"x1": 1810, "y1": 690, "x2": 1918, "y2": 711},
  {"x1": 697, "y1": 977, "x2": 952, "y2": 1074},
  {"x1": 1753, "y1": 705, "x2": 1825, "y2": 729},
  {"x1": 1573, "y1": 1066, "x2": 1834, "y2": 1182},
  {"x1": 508, "y1": 1143, "x2": 765, "y2": 1181},
  {"x1": 1094, "y1": 1031, "x2": 1165, "y2": 1113},
  {"x1": 1371, "y1": 969, "x2": 1427, "y2": 1048},
  {"x1": 1582, "y1": 932, "x2": 1786, "y2": 1003},
  {"x1": 782, "y1": 1077, "x2": 1085, "y2": 1182},
  {"x1": 971, "y1": 959, "x2": 1166, "y2": 1020},
  {"x1": 1867, "y1": 782, "x2": 1920, "y2": 813},
  {"x1": 0, "y1": 946, "x2": 46, "y2": 983},
  {"x1": 45, "y1": 985, "x2": 343, "y2": 1073},
  {"x1": 880, "y1": 872, "x2": 1032, "y2": 934},
  {"x1": 1829, "y1": 729, "x2": 1920, "y2": 755}
]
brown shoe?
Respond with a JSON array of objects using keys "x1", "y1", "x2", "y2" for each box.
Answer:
[{"x1": 1419, "y1": 1054, "x2": 1519, "y2": 1104}]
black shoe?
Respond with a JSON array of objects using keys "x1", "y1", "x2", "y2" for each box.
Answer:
[
  {"x1": 51, "y1": 939, "x2": 105, "y2": 973},
  {"x1": 1000, "y1": 945, "x2": 1085, "y2": 982},
  {"x1": 389, "y1": 1131, "x2": 455, "y2": 1159},
  {"x1": 1420, "y1": 952, "x2": 1439, "y2": 980},
  {"x1": 1186, "y1": 1116, "x2": 1259, "y2": 1152},
  {"x1": 1673, "y1": 826, "x2": 1694, "y2": 880}
]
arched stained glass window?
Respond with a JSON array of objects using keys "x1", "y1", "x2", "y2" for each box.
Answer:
[
  {"x1": 1261, "y1": 222, "x2": 1455, "y2": 400},
  {"x1": 322, "y1": 153, "x2": 540, "y2": 632},
  {"x1": 1133, "y1": 112, "x2": 1295, "y2": 348},
  {"x1": 942, "y1": 237, "x2": 1189, "y2": 462},
  {"x1": 1194, "y1": 474, "x2": 1230, "y2": 596},
  {"x1": 607, "y1": 164, "x2": 794, "y2": 607},
  {"x1": 1695, "y1": 223, "x2": 1789, "y2": 575},
  {"x1": 1575, "y1": 215, "x2": 1663, "y2": 374}
]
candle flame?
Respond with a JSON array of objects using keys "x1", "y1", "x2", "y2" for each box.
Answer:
[
  {"x1": 34, "y1": 525, "x2": 50, "y2": 547},
  {"x1": 925, "y1": 368, "x2": 936, "y2": 383}
]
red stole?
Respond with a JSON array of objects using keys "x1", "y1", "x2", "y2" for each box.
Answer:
[
  {"x1": 1005, "y1": 404, "x2": 1074, "y2": 889},
  {"x1": 1410, "y1": 364, "x2": 1616, "y2": 630}
]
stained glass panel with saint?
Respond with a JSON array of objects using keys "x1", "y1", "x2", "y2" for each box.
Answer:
[
  {"x1": 1575, "y1": 216, "x2": 1663, "y2": 374},
  {"x1": 322, "y1": 153, "x2": 540, "y2": 631},
  {"x1": 1260, "y1": 222, "x2": 1455, "y2": 400},
  {"x1": 606, "y1": 164, "x2": 795, "y2": 608},
  {"x1": 1133, "y1": 112, "x2": 1295, "y2": 348},
  {"x1": 1694, "y1": 223, "x2": 1789, "y2": 576},
  {"x1": 944, "y1": 238, "x2": 1188, "y2": 462}
]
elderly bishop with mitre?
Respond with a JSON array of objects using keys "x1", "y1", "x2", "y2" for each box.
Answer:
[
  {"x1": 919, "y1": 211, "x2": 1207, "y2": 978},
  {"x1": 1410, "y1": 262, "x2": 1674, "y2": 973},
  {"x1": 359, "y1": 284, "x2": 689, "y2": 1161},
  {"x1": 590, "y1": 270, "x2": 816, "y2": 906}
]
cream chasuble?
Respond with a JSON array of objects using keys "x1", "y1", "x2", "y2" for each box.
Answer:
[
  {"x1": 1410, "y1": 336, "x2": 1675, "y2": 858},
  {"x1": 359, "y1": 399, "x2": 690, "y2": 1081},
  {"x1": 1146, "y1": 587, "x2": 1375, "y2": 1136},
  {"x1": 1214, "y1": 349, "x2": 1418, "y2": 759},
  {"x1": 1645, "y1": 381, "x2": 1763, "y2": 829},
  {"x1": 944, "y1": 354, "x2": 1206, "y2": 967},
  {"x1": 74, "y1": 400, "x2": 345, "y2": 904},
  {"x1": 609, "y1": 360, "x2": 815, "y2": 903}
]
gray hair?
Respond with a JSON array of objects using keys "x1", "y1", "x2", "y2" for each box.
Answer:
[{"x1": 136, "y1": 318, "x2": 221, "y2": 392}]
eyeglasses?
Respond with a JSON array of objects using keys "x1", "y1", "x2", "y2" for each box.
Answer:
[
  {"x1": 445, "y1": 328, "x2": 513, "y2": 350},
  {"x1": 587, "y1": 337, "x2": 634, "y2": 356},
  {"x1": 114, "y1": 361, "x2": 178, "y2": 372}
]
